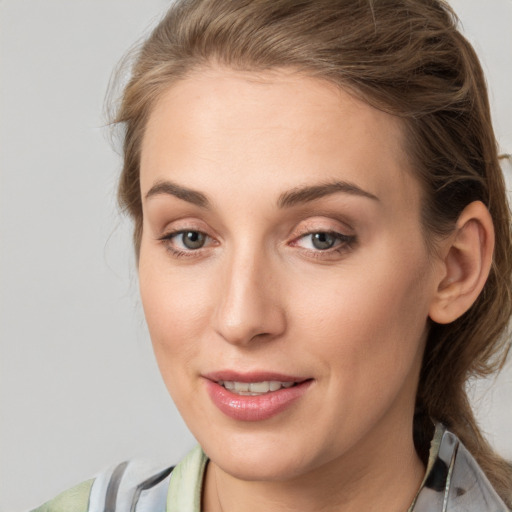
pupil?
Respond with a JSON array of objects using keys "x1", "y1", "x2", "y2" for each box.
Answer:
[
  {"x1": 312, "y1": 232, "x2": 335, "y2": 250},
  {"x1": 183, "y1": 231, "x2": 205, "y2": 249}
]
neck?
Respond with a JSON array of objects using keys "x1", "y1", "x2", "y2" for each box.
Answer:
[{"x1": 202, "y1": 418, "x2": 425, "y2": 512}]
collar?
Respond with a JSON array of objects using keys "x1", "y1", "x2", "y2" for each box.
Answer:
[
  {"x1": 410, "y1": 423, "x2": 509, "y2": 511},
  {"x1": 167, "y1": 445, "x2": 208, "y2": 512}
]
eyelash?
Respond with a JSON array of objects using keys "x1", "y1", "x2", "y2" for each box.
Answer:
[
  {"x1": 158, "y1": 230, "x2": 215, "y2": 259},
  {"x1": 158, "y1": 229, "x2": 356, "y2": 260},
  {"x1": 291, "y1": 231, "x2": 356, "y2": 258}
]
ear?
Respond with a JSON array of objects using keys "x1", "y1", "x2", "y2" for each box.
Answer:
[{"x1": 428, "y1": 201, "x2": 494, "y2": 325}]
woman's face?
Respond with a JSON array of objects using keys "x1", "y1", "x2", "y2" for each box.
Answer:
[{"x1": 139, "y1": 68, "x2": 441, "y2": 481}]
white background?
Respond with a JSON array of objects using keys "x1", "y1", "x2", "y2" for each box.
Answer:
[{"x1": 0, "y1": 1, "x2": 511, "y2": 511}]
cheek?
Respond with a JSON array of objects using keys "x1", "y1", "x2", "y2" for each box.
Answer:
[
  {"x1": 286, "y1": 257, "x2": 430, "y2": 446},
  {"x1": 138, "y1": 248, "x2": 211, "y2": 387},
  {"x1": 292, "y1": 247, "x2": 431, "y2": 384}
]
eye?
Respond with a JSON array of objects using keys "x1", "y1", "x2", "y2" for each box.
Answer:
[
  {"x1": 159, "y1": 229, "x2": 212, "y2": 254},
  {"x1": 310, "y1": 232, "x2": 338, "y2": 250},
  {"x1": 294, "y1": 231, "x2": 355, "y2": 252},
  {"x1": 178, "y1": 230, "x2": 207, "y2": 250}
]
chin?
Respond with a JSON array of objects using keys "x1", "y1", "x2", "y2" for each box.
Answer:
[
  {"x1": 198, "y1": 428, "x2": 322, "y2": 482},
  {"x1": 216, "y1": 452, "x2": 312, "y2": 482}
]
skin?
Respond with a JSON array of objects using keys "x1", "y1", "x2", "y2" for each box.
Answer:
[{"x1": 138, "y1": 67, "x2": 456, "y2": 512}]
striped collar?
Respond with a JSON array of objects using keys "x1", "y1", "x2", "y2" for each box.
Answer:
[
  {"x1": 167, "y1": 445, "x2": 207, "y2": 512},
  {"x1": 410, "y1": 423, "x2": 509, "y2": 511}
]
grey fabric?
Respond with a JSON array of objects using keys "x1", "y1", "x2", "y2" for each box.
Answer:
[
  {"x1": 413, "y1": 425, "x2": 510, "y2": 511},
  {"x1": 104, "y1": 462, "x2": 128, "y2": 512},
  {"x1": 89, "y1": 461, "x2": 173, "y2": 512}
]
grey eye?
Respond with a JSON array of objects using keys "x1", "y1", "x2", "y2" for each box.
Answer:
[
  {"x1": 181, "y1": 231, "x2": 206, "y2": 249},
  {"x1": 311, "y1": 232, "x2": 337, "y2": 250}
]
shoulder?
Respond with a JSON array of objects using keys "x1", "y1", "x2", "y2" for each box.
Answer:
[
  {"x1": 30, "y1": 479, "x2": 94, "y2": 512},
  {"x1": 30, "y1": 461, "x2": 174, "y2": 512}
]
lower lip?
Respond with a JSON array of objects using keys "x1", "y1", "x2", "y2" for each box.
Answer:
[{"x1": 204, "y1": 379, "x2": 313, "y2": 421}]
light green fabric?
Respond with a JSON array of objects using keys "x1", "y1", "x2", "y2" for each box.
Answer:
[
  {"x1": 31, "y1": 479, "x2": 94, "y2": 512},
  {"x1": 167, "y1": 445, "x2": 208, "y2": 512}
]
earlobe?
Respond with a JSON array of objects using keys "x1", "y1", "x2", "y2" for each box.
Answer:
[{"x1": 428, "y1": 201, "x2": 494, "y2": 325}]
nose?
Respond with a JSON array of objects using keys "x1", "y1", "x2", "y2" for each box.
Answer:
[{"x1": 213, "y1": 248, "x2": 286, "y2": 346}]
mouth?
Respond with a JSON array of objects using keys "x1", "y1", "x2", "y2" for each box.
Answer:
[
  {"x1": 217, "y1": 380, "x2": 298, "y2": 395},
  {"x1": 203, "y1": 372, "x2": 313, "y2": 421}
]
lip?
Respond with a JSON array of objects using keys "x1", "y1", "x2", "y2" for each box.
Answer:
[{"x1": 203, "y1": 371, "x2": 313, "y2": 422}]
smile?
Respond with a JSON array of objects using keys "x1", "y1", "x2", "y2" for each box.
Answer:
[
  {"x1": 203, "y1": 373, "x2": 313, "y2": 421},
  {"x1": 218, "y1": 380, "x2": 296, "y2": 395}
]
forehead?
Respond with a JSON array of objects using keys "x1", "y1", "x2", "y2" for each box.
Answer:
[{"x1": 140, "y1": 66, "x2": 419, "y2": 210}]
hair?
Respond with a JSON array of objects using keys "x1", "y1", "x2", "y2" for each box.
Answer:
[{"x1": 113, "y1": 0, "x2": 512, "y2": 504}]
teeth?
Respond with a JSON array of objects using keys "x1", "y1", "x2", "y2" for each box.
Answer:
[
  {"x1": 235, "y1": 382, "x2": 250, "y2": 392},
  {"x1": 220, "y1": 380, "x2": 297, "y2": 395},
  {"x1": 269, "y1": 381, "x2": 281, "y2": 391},
  {"x1": 249, "y1": 381, "x2": 269, "y2": 393}
]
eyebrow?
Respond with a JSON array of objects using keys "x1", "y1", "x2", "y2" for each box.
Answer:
[
  {"x1": 145, "y1": 180, "x2": 210, "y2": 208},
  {"x1": 277, "y1": 181, "x2": 379, "y2": 208},
  {"x1": 144, "y1": 178, "x2": 378, "y2": 209}
]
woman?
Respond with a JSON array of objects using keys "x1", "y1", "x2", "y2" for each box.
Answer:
[{"x1": 33, "y1": 0, "x2": 512, "y2": 510}]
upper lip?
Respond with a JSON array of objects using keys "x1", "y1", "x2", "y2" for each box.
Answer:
[{"x1": 203, "y1": 370, "x2": 309, "y2": 383}]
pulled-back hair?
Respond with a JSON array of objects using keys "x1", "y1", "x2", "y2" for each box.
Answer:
[{"x1": 113, "y1": 0, "x2": 512, "y2": 503}]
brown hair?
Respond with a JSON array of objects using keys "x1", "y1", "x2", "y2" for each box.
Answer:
[{"x1": 113, "y1": 0, "x2": 512, "y2": 503}]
